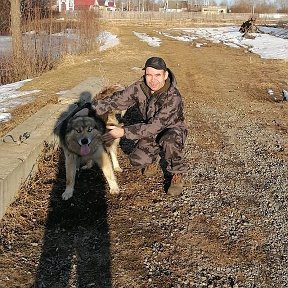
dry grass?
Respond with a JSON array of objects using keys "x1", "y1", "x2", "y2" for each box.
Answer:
[{"x1": 0, "y1": 11, "x2": 100, "y2": 85}]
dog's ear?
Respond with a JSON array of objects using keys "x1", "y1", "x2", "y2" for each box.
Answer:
[
  {"x1": 72, "y1": 102, "x2": 92, "y2": 118},
  {"x1": 74, "y1": 108, "x2": 89, "y2": 117},
  {"x1": 65, "y1": 117, "x2": 74, "y2": 132}
]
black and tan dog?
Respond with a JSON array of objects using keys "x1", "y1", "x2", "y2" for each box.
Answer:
[{"x1": 59, "y1": 85, "x2": 124, "y2": 200}]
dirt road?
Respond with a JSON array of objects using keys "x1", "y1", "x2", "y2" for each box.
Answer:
[{"x1": 0, "y1": 23, "x2": 288, "y2": 287}]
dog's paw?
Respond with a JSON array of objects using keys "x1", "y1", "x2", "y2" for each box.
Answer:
[
  {"x1": 62, "y1": 189, "x2": 74, "y2": 200},
  {"x1": 81, "y1": 164, "x2": 91, "y2": 170},
  {"x1": 109, "y1": 187, "x2": 120, "y2": 195},
  {"x1": 113, "y1": 166, "x2": 123, "y2": 173},
  {"x1": 81, "y1": 160, "x2": 93, "y2": 170}
]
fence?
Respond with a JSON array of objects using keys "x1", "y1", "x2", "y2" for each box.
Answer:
[{"x1": 98, "y1": 11, "x2": 287, "y2": 24}]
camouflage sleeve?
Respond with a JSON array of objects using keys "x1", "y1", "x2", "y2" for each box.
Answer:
[
  {"x1": 92, "y1": 84, "x2": 136, "y2": 115},
  {"x1": 124, "y1": 91, "x2": 184, "y2": 140}
]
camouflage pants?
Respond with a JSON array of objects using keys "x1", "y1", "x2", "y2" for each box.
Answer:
[{"x1": 129, "y1": 127, "x2": 188, "y2": 174}]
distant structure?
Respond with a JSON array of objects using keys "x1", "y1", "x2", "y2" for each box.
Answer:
[
  {"x1": 57, "y1": 0, "x2": 116, "y2": 12},
  {"x1": 201, "y1": 5, "x2": 227, "y2": 13},
  {"x1": 57, "y1": 0, "x2": 74, "y2": 12},
  {"x1": 94, "y1": 0, "x2": 117, "y2": 11},
  {"x1": 161, "y1": 0, "x2": 189, "y2": 12},
  {"x1": 161, "y1": 0, "x2": 227, "y2": 13}
]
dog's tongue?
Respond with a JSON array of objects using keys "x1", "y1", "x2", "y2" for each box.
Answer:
[{"x1": 80, "y1": 144, "x2": 90, "y2": 156}]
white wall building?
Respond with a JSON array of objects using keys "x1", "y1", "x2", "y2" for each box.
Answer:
[{"x1": 57, "y1": 0, "x2": 74, "y2": 12}]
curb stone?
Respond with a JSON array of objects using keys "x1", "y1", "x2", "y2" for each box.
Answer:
[{"x1": 0, "y1": 77, "x2": 106, "y2": 220}]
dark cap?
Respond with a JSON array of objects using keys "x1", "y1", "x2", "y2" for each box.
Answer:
[{"x1": 143, "y1": 57, "x2": 167, "y2": 71}]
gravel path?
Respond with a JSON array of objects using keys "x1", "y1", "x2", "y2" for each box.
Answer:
[{"x1": 0, "y1": 24, "x2": 287, "y2": 287}]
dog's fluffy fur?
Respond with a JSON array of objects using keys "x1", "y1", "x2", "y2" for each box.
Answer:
[{"x1": 59, "y1": 85, "x2": 124, "y2": 200}]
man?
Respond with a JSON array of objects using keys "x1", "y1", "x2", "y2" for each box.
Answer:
[{"x1": 93, "y1": 57, "x2": 188, "y2": 196}]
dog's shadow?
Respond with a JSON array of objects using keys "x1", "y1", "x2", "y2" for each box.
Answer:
[
  {"x1": 35, "y1": 92, "x2": 113, "y2": 287},
  {"x1": 35, "y1": 161, "x2": 112, "y2": 287}
]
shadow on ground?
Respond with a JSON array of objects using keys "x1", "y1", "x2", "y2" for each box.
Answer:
[
  {"x1": 35, "y1": 91, "x2": 112, "y2": 287},
  {"x1": 35, "y1": 158, "x2": 112, "y2": 288},
  {"x1": 33, "y1": 91, "x2": 172, "y2": 287}
]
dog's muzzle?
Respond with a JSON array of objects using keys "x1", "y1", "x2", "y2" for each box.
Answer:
[
  {"x1": 78, "y1": 138, "x2": 91, "y2": 146},
  {"x1": 78, "y1": 138, "x2": 92, "y2": 156}
]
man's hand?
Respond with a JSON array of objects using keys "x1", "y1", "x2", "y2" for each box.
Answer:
[{"x1": 102, "y1": 126, "x2": 124, "y2": 144}]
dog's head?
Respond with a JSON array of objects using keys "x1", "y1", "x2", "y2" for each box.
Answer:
[{"x1": 64, "y1": 114, "x2": 105, "y2": 156}]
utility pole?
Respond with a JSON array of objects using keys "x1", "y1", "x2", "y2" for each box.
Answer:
[{"x1": 251, "y1": 0, "x2": 255, "y2": 15}]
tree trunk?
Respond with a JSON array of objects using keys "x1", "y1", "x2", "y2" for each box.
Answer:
[{"x1": 10, "y1": 0, "x2": 23, "y2": 59}]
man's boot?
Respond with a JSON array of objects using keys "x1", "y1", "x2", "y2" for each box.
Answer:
[
  {"x1": 142, "y1": 161, "x2": 160, "y2": 177},
  {"x1": 142, "y1": 156, "x2": 161, "y2": 177},
  {"x1": 167, "y1": 174, "x2": 184, "y2": 196}
]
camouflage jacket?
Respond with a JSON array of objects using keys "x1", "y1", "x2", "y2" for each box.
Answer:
[{"x1": 93, "y1": 69, "x2": 187, "y2": 140}]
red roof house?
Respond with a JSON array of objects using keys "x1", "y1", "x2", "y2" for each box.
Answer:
[
  {"x1": 74, "y1": 0, "x2": 97, "y2": 10},
  {"x1": 74, "y1": 0, "x2": 116, "y2": 10}
]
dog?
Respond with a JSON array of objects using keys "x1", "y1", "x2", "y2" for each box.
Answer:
[{"x1": 59, "y1": 85, "x2": 125, "y2": 200}]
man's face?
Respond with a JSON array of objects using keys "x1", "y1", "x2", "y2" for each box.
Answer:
[{"x1": 145, "y1": 67, "x2": 168, "y2": 94}]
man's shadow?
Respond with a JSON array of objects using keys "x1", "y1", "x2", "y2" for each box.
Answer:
[{"x1": 34, "y1": 92, "x2": 112, "y2": 288}]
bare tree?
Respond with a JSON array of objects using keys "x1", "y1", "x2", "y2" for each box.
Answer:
[
  {"x1": 0, "y1": 0, "x2": 11, "y2": 35},
  {"x1": 278, "y1": 0, "x2": 288, "y2": 12},
  {"x1": 10, "y1": 0, "x2": 23, "y2": 59},
  {"x1": 230, "y1": 0, "x2": 252, "y2": 13},
  {"x1": 256, "y1": 0, "x2": 277, "y2": 13},
  {"x1": 219, "y1": 0, "x2": 229, "y2": 6},
  {"x1": 231, "y1": 0, "x2": 278, "y2": 13}
]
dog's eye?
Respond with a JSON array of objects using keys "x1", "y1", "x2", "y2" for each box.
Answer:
[
  {"x1": 87, "y1": 127, "x2": 93, "y2": 132},
  {"x1": 75, "y1": 129, "x2": 81, "y2": 133}
]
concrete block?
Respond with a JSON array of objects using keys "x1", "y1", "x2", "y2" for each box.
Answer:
[
  {"x1": 57, "y1": 77, "x2": 106, "y2": 105},
  {"x1": 0, "y1": 77, "x2": 106, "y2": 220}
]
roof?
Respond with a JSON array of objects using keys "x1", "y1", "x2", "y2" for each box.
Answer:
[{"x1": 74, "y1": 0, "x2": 96, "y2": 6}]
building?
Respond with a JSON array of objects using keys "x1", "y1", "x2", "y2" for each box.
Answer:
[
  {"x1": 201, "y1": 5, "x2": 227, "y2": 14},
  {"x1": 161, "y1": 0, "x2": 188, "y2": 12},
  {"x1": 94, "y1": 0, "x2": 117, "y2": 11},
  {"x1": 57, "y1": 0, "x2": 116, "y2": 12},
  {"x1": 57, "y1": 0, "x2": 74, "y2": 12}
]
